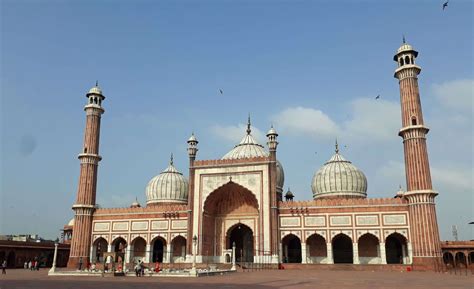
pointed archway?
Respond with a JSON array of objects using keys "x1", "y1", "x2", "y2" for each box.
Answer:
[
  {"x1": 227, "y1": 223, "x2": 254, "y2": 263},
  {"x1": 202, "y1": 180, "x2": 259, "y2": 260},
  {"x1": 282, "y1": 234, "x2": 302, "y2": 263},
  {"x1": 332, "y1": 234, "x2": 353, "y2": 264},
  {"x1": 385, "y1": 233, "x2": 407, "y2": 264},
  {"x1": 151, "y1": 237, "x2": 166, "y2": 263}
]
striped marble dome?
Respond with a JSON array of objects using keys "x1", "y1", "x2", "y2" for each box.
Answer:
[
  {"x1": 311, "y1": 143, "x2": 367, "y2": 199},
  {"x1": 221, "y1": 119, "x2": 284, "y2": 191},
  {"x1": 145, "y1": 155, "x2": 188, "y2": 205}
]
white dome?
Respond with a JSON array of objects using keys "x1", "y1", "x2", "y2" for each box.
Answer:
[
  {"x1": 276, "y1": 160, "x2": 284, "y2": 191},
  {"x1": 397, "y1": 43, "x2": 414, "y2": 54},
  {"x1": 88, "y1": 84, "x2": 103, "y2": 95},
  {"x1": 394, "y1": 40, "x2": 418, "y2": 61},
  {"x1": 311, "y1": 144, "x2": 367, "y2": 199},
  {"x1": 221, "y1": 120, "x2": 284, "y2": 190},
  {"x1": 146, "y1": 156, "x2": 188, "y2": 205},
  {"x1": 67, "y1": 218, "x2": 74, "y2": 226},
  {"x1": 188, "y1": 133, "x2": 198, "y2": 143},
  {"x1": 222, "y1": 133, "x2": 269, "y2": 159}
]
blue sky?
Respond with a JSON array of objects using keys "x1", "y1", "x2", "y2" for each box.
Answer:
[{"x1": 1, "y1": 0, "x2": 472, "y2": 241}]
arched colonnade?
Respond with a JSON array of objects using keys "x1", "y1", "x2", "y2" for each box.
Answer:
[{"x1": 280, "y1": 232, "x2": 411, "y2": 264}]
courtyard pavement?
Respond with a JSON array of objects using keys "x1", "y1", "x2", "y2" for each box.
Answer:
[{"x1": 0, "y1": 268, "x2": 472, "y2": 289}]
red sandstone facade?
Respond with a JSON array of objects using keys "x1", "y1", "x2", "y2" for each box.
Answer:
[{"x1": 65, "y1": 42, "x2": 449, "y2": 272}]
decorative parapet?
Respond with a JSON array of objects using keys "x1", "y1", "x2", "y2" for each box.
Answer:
[
  {"x1": 94, "y1": 204, "x2": 188, "y2": 215},
  {"x1": 278, "y1": 197, "x2": 406, "y2": 208},
  {"x1": 193, "y1": 156, "x2": 270, "y2": 167},
  {"x1": 441, "y1": 240, "x2": 474, "y2": 249}
]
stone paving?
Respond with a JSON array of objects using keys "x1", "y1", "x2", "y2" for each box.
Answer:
[{"x1": 0, "y1": 268, "x2": 472, "y2": 289}]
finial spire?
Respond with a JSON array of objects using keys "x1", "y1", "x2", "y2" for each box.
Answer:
[
  {"x1": 170, "y1": 153, "x2": 174, "y2": 165},
  {"x1": 402, "y1": 35, "x2": 406, "y2": 44},
  {"x1": 246, "y1": 113, "x2": 251, "y2": 135},
  {"x1": 95, "y1": 80, "x2": 99, "y2": 87},
  {"x1": 335, "y1": 138, "x2": 339, "y2": 153}
]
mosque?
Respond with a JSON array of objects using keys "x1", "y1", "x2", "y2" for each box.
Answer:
[{"x1": 65, "y1": 41, "x2": 443, "y2": 271}]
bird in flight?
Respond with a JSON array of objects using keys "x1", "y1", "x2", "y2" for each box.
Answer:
[
  {"x1": 442, "y1": 0, "x2": 449, "y2": 10},
  {"x1": 375, "y1": 95, "x2": 380, "y2": 100},
  {"x1": 219, "y1": 89, "x2": 223, "y2": 95}
]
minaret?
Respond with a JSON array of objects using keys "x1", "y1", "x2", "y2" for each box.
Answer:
[
  {"x1": 394, "y1": 41, "x2": 441, "y2": 269},
  {"x1": 186, "y1": 132, "x2": 198, "y2": 259},
  {"x1": 266, "y1": 124, "x2": 279, "y2": 263},
  {"x1": 67, "y1": 83, "x2": 105, "y2": 269}
]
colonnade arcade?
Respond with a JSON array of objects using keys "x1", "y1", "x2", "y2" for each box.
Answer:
[
  {"x1": 90, "y1": 235, "x2": 187, "y2": 265},
  {"x1": 281, "y1": 232, "x2": 411, "y2": 265},
  {"x1": 442, "y1": 251, "x2": 474, "y2": 268}
]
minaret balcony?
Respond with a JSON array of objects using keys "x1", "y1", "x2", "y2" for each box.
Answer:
[{"x1": 398, "y1": 124, "x2": 429, "y2": 137}]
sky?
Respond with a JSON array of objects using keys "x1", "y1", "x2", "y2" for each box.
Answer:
[{"x1": 1, "y1": 0, "x2": 472, "y2": 241}]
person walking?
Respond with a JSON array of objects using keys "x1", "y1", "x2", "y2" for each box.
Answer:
[
  {"x1": 78, "y1": 257, "x2": 83, "y2": 271},
  {"x1": 2, "y1": 260, "x2": 6, "y2": 274},
  {"x1": 28, "y1": 260, "x2": 32, "y2": 270}
]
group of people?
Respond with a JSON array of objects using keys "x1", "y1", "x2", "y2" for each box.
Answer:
[
  {"x1": 134, "y1": 260, "x2": 145, "y2": 277},
  {"x1": 24, "y1": 260, "x2": 40, "y2": 270}
]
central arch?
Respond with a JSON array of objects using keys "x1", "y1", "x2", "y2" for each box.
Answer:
[
  {"x1": 92, "y1": 237, "x2": 108, "y2": 263},
  {"x1": 385, "y1": 233, "x2": 407, "y2": 264},
  {"x1": 282, "y1": 234, "x2": 302, "y2": 263},
  {"x1": 358, "y1": 233, "x2": 380, "y2": 264},
  {"x1": 202, "y1": 181, "x2": 259, "y2": 261},
  {"x1": 151, "y1": 237, "x2": 166, "y2": 263},
  {"x1": 332, "y1": 234, "x2": 353, "y2": 264},
  {"x1": 227, "y1": 223, "x2": 254, "y2": 263}
]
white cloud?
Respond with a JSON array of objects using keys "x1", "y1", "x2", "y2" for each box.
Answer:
[
  {"x1": 272, "y1": 106, "x2": 341, "y2": 139},
  {"x1": 272, "y1": 99, "x2": 400, "y2": 143},
  {"x1": 377, "y1": 160, "x2": 473, "y2": 192},
  {"x1": 343, "y1": 98, "x2": 400, "y2": 142},
  {"x1": 433, "y1": 79, "x2": 474, "y2": 111},
  {"x1": 431, "y1": 166, "x2": 473, "y2": 192},
  {"x1": 210, "y1": 123, "x2": 265, "y2": 144}
]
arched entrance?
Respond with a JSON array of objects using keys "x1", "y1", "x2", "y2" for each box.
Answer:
[
  {"x1": 171, "y1": 236, "x2": 186, "y2": 262},
  {"x1": 227, "y1": 223, "x2": 254, "y2": 263},
  {"x1": 93, "y1": 237, "x2": 108, "y2": 263},
  {"x1": 282, "y1": 234, "x2": 302, "y2": 263},
  {"x1": 455, "y1": 252, "x2": 466, "y2": 268},
  {"x1": 7, "y1": 251, "x2": 15, "y2": 268},
  {"x1": 202, "y1": 181, "x2": 259, "y2": 261},
  {"x1": 152, "y1": 237, "x2": 166, "y2": 263},
  {"x1": 112, "y1": 237, "x2": 127, "y2": 266},
  {"x1": 332, "y1": 234, "x2": 353, "y2": 264},
  {"x1": 469, "y1": 252, "x2": 474, "y2": 266},
  {"x1": 306, "y1": 234, "x2": 326, "y2": 264},
  {"x1": 358, "y1": 233, "x2": 380, "y2": 264},
  {"x1": 443, "y1": 252, "x2": 454, "y2": 268},
  {"x1": 132, "y1": 237, "x2": 146, "y2": 263},
  {"x1": 385, "y1": 233, "x2": 407, "y2": 264}
]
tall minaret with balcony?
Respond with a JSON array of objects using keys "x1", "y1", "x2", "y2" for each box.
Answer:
[
  {"x1": 186, "y1": 133, "x2": 198, "y2": 259},
  {"x1": 67, "y1": 83, "x2": 105, "y2": 269},
  {"x1": 266, "y1": 125, "x2": 279, "y2": 262},
  {"x1": 393, "y1": 40, "x2": 441, "y2": 268}
]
